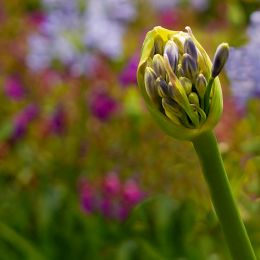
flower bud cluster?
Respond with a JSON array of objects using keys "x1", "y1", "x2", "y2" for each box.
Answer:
[
  {"x1": 142, "y1": 27, "x2": 229, "y2": 130},
  {"x1": 137, "y1": 26, "x2": 230, "y2": 140}
]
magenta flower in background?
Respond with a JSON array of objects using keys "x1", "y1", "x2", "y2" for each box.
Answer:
[
  {"x1": 4, "y1": 77, "x2": 25, "y2": 101},
  {"x1": 48, "y1": 105, "x2": 66, "y2": 135},
  {"x1": 11, "y1": 104, "x2": 39, "y2": 141},
  {"x1": 90, "y1": 92, "x2": 117, "y2": 121},
  {"x1": 102, "y1": 172, "x2": 121, "y2": 196},
  {"x1": 79, "y1": 173, "x2": 146, "y2": 221},
  {"x1": 119, "y1": 54, "x2": 138, "y2": 87},
  {"x1": 79, "y1": 179, "x2": 95, "y2": 214},
  {"x1": 122, "y1": 179, "x2": 145, "y2": 205}
]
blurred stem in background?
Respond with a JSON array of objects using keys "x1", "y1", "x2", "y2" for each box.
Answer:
[
  {"x1": 0, "y1": 222, "x2": 45, "y2": 260},
  {"x1": 193, "y1": 131, "x2": 256, "y2": 260}
]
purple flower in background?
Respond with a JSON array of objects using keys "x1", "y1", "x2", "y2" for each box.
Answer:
[
  {"x1": 100, "y1": 197, "x2": 114, "y2": 218},
  {"x1": 4, "y1": 77, "x2": 25, "y2": 101},
  {"x1": 79, "y1": 180, "x2": 95, "y2": 214},
  {"x1": 90, "y1": 92, "x2": 117, "y2": 121},
  {"x1": 11, "y1": 104, "x2": 39, "y2": 140},
  {"x1": 119, "y1": 54, "x2": 138, "y2": 87},
  {"x1": 27, "y1": 0, "x2": 136, "y2": 76},
  {"x1": 148, "y1": 0, "x2": 208, "y2": 11},
  {"x1": 226, "y1": 11, "x2": 260, "y2": 111},
  {"x1": 48, "y1": 105, "x2": 66, "y2": 135}
]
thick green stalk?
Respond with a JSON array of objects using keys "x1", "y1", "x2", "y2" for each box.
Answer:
[{"x1": 192, "y1": 131, "x2": 256, "y2": 260}]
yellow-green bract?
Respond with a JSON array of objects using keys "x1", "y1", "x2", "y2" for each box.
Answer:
[{"x1": 137, "y1": 26, "x2": 223, "y2": 141}]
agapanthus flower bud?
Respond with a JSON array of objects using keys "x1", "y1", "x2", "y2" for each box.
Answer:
[
  {"x1": 152, "y1": 54, "x2": 166, "y2": 78},
  {"x1": 179, "y1": 77, "x2": 192, "y2": 95},
  {"x1": 188, "y1": 92, "x2": 200, "y2": 106},
  {"x1": 164, "y1": 40, "x2": 178, "y2": 73},
  {"x1": 196, "y1": 73, "x2": 207, "y2": 99},
  {"x1": 184, "y1": 37, "x2": 198, "y2": 63},
  {"x1": 144, "y1": 67, "x2": 160, "y2": 106},
  {"x1": 211, "y1": 43, "x2": 229, "y2": 78},
  {"x1": 137, "y1": 26, "x2": 228, "y2": 140},
  {"x1": 182, "y1": 53, "x2": 198, "y2": 81}
]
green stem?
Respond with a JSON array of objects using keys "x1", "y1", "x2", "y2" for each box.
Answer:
[
  {"x1": 192, "y1": 131, "x2": 256, "y2": 260},
  {"x1": 204, "y1": 77, "x2": 214, "y2": 115}
]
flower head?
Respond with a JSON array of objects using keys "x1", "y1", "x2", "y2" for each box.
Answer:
[{"x1": 137, "y1": 26, "x2": 229, "y2": 140}]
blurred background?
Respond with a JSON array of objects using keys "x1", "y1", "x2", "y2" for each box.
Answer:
[{"x1": 0, "y1": 0, "x2": 260, "y2": 259}]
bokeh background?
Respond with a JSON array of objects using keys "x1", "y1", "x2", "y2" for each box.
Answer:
[{"x1": 0, "y1": 0, "x2": 260, "y2": 259}]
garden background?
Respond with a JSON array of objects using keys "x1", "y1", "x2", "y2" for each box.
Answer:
[{"x1": 0, "y1": 0, "x2": 259, "y2": 259}]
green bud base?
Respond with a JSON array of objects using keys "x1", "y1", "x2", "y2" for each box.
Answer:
[{"x1": 192, "y1": 131, "x2": 256, "y2": 260}]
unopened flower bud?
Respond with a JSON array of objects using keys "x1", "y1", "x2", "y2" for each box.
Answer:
[
  {"x1": 156, "y1": 78, "x2": 170, "y2": 98},
  {"x1": 154, "y1": 35, "x2": 164, "y2": 55},
  {"x1": 182, "y1": 53, "x2": 198, "y2": 81},
  {"x1": 184, "y1": 37, "x2": 198, "y2": 63},
  {"x1": 196, "y1": 74, "x2": 207, "y2": 98},
  {"x1": 188, "y1": 92, "x2": 200, "y2": 107},
  {"x1": 152, "y1": 54, "x2": 166, "y2": 79},
  {"x1": 162, "y1": 97, "x2": 183, "y2": 125},
  {"x1": 177, "y1": 64, "x2": 184, "y2": 77},
  {"x1": 164, "y1": 40, "x2": 179, "y2": 73},
  {"x1": 179, "y1": 77, "x2": 192, "y2": 95},
  {"x1": 211, "y1": 43, "x2": 229, "y2": 78},
  {"x1": 144, "y1": 67, "x2": 159, "y2": 105}
]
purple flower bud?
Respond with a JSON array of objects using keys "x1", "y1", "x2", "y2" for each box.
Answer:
[
  {"x1": 182, "y1": 53, "x2": 198, "y2": 81},
  {"x1": 212, "y1": 43, "x2": 229, "y2": 78},
  {"x1": 164, "y1": 40, "x2": 179, "y2": 73},
  {"x1": 184, "y1": 37, "x2": 198, "y2": 63}
]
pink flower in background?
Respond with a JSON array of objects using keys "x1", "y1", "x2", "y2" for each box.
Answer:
[
  {"x1": 102, "y1": 172, "x2": 121, "y2": 196},
  {"x1": 4, "y1": 77, "x2": 25, "y2": 101},
  {"x1": 79, "y1": 172, "x2": 146, "y2": 221},
  {"x1": 123, "y1": 179, "x2": 145, "y2": 205},
  {"x1": 90, "y1": 92, "x2": 117, "y2": 121}
]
